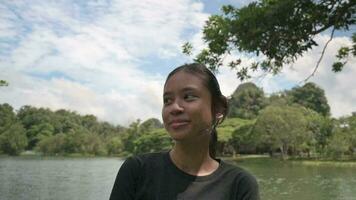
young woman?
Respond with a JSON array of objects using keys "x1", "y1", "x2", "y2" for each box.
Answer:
[{"x1": 110, "y1": 63, "x2": 260, "y2": 200}]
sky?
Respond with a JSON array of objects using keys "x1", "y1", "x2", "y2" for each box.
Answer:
[{"x1": 0, "y1": 0, "x2": 355, "y2": 126}]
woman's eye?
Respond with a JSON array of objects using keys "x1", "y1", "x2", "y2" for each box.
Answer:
[
  {"x1": 184, "y1": 94, "x2": 197, "y2": 101},
  {"x1": 163, "y1": 97, "x2": 172, "y2": 105}
]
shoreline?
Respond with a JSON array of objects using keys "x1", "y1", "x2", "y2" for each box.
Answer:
[{"x1": 2, "y1": 152, "x2": 356, "y2": 167}]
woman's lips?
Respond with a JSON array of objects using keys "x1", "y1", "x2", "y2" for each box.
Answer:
[{"x1": 169, "y1": 120, "x2": 190, "y2": 129}]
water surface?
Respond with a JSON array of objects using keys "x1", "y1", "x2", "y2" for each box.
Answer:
[
  {"x1": 0, "y1": 156, "x2": 122, "y2": 200},
  {"x1": 1, "y1": 156, "x2": 355, "y2": 200}
]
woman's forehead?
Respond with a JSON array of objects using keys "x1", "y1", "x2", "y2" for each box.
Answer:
[{"x1": 164, "y1": 71, "x2": 206, "y2": 90}]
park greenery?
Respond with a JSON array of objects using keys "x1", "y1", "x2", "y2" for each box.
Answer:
[
  {"x1": 0, "y1": 82, "x2": 355, "y2": 161},
  {"x1": 183, "y1": 0, "x2": 355, "y2": 80}
]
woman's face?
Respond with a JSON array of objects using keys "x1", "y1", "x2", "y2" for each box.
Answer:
[{"x1": 162, "y1": 71, "x2": 213, "y2": 142}]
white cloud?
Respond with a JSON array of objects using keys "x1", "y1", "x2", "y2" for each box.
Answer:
[
  {"x1": 268, "y1": 34, "x2": 356, "y2": 117},
  {"x1": 0, "y1": 0, "x2": 206, "y2": 125},
  {"x1": 213, "y1": 33, "x2": 356, "y2": 118}
]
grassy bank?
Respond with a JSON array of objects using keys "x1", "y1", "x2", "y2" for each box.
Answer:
[
  {"x1": 223, "y1": 154, "x2": 356, "y2": 167},
  {"x1": 294, "y1": 160, "x2": 356, "y2": 167}
]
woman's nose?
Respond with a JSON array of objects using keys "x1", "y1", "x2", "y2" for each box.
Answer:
[{"x1": 170, "y1": 101, "x2": 184, "y2": 115}]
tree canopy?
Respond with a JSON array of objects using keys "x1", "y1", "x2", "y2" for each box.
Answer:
[
  {"x1": 183, "y1": 0, "x2": 355, "y2": 80},
  {"x1": 288, "y1": 82, "x2": 330, "y2": 116},
  {"x1": 228, "y1": 82, "x2": 267, "y2": 119},
  {"x1": 253, "y1": 105, "x2": 310, "y2": 159}
]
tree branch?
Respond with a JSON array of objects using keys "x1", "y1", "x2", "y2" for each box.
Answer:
[{"x1": 300, "y1": 27, "x2": 336, "y2": 84}]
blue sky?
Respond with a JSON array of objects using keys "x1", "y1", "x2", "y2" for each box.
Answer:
[{"x1": 0, "y1": 0, "x2": 355, "y2": 125}]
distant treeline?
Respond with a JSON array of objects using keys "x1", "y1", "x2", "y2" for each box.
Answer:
[{"x1": 0, "y1": 82, "x2": 355, "y2": 160}]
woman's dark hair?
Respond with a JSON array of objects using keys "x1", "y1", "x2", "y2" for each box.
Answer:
[{"x1": 164, "y1": 63, "x2": 228, "y2": 159}]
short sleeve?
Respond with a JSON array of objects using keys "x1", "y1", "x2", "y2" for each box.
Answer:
[
  {"x1": 236, "y1": 172, "x2": 260, "y2": 200},
  {"x1": 109, "y1": 157, "x2": 141, "y2": 200}
]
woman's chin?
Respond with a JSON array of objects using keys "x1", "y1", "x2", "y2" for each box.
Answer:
[
  {"x1": 169, "y1": 131, "x2": 188, "y2": 140},
  {"x1": 168, "y1": 128, "x2": 192, "y2": 141}
]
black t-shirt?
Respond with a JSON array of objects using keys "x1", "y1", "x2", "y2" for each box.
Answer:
[{"x1": 110, "y1": 152, "x2": 259, "y2": 200}]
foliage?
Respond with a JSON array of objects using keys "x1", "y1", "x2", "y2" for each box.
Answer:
[
  {"x1": 27, "y1": 123, "x2": 54, "y2": 149},
  {"x1": 0, "y1": 122, "x2": 28, "y2": 155},
  {"x1": 0, "y1": 104, "x2": 28, "y2": 155},
  {"x1": 139, "y1": 118, "x2": 163, "y2": 132},
  {"x1": 228, "y1": 82, "x2": 267, "y2": 119},
  {"x1": 230, "y1": 122, "x2": 256, "y2": 154},
  {"x1": 132, "y1": 129, "x2": 172, "y2": 155},
  {"x1": 332, "y1": 33, "x2": 356, "y2": 72},
  {"x1": 288, "y1": 82, "x2": 330, "y2": 116},
  {"x1": 0, "y1": 87, "x2": 352, "y2": 159},
  {"x1": 184, "y1": 0, "x2": 356, "y2": 80},
  {"x1": 120, "y1": 119, "x2": 167, "y2": 155},
  {"x1": 216, "y1": 118, "x2": 254, "y2": 155},
  {"x1": 120, "y1": 120, "x2": 141, "y2": 153},
  {"x1": 326, "y1": 129, "x2": 350, "y2": 159},
  {"x1": 35, "y1": 133, "x2": 67, "y2": 155},
  {"x1": 326, "y1": 114, "x2": 356, "y2": 158},
  {"x1": 303, "y1": 111, "x2": 333, "y2": 156},
  {"x1": 266, "y1": 92, "x2": 293, "y2": 107},
  {"x1": 253, "y1": 105, "x2": 310, "y2": 159},
  {"x1": 106, "y1": 136, "x2": 124, "y2": 155},
  {"x1": 217, "y1": 118, "x2": 254, "y2": 142},
  {"x1": 0, "y1": 103, "x2": 17, "y2": 133}
]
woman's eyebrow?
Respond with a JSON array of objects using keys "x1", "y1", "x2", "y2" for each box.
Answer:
[
  {"x1": 181, "y1": 86, "x2": 199, "y2": 92},
  {"x1": 163, "y1": 91, "x2": 172, "y2": 97}
]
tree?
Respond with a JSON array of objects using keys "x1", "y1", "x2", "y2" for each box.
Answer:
[
  {"x1": 346, "y1": 114, "x2": 356, "y2": 153},
  {"x1": 0, "y1": 122, "x2": 28, "y2": 155},
  {"x1": 35, "y1": 133, "x2": 66, "y2": 155},
  {"x1": 288, "y1": 82, "x2": 330, "y2": 116},
  {"x1": 17, "y1": 106, "x2": 56, "y2": 149},
  {"x1": 329, "y1": 114, "x2": 356, "y2": 157},
  {"x1": 228, "y1": 82, "x2": 267, "y2": 119},
  {"x1": 303, "y1": 111, "x2": 333, "y2": 157},
  {"x1": 132, "y1": 129, "x2": 172, "y2": 155},
  {"x1": 106, "y1": 136, "x2": 124, "y2": 155},
  {"x1": 216, "y1": 118, "x2": 255, "y2": 155},
  {"x1": 0, "y1": 104, "x2": 28, "y2": 155},
  {"x1": 0, "y1": 103, "x2": 17, "y2": 133},
  {"x1": 183, "y1": 0, "x2": 355, "y2": 80},
  {"x1": 97, "y1": 122, "x2": 124, "y2": 139},
  {"x1": 121, "y1": 120, "x2": 141, "y2": 154},
  {"x1": 253, "y1": 105, "x2": 310, "y2": 159},
  {"x1": 140, "y1": 118, "x2": 163, "y2": 132},
  {"x1": 26, "y1": 122, "x2": 54, "y2": 149},
  {"x1": 326, "y1": 129, "x2": 350, "y2": 159},
  {"x1": 230, "y1": 123, "x2": 256, "y2": 155},
  {"x1": 81, "y1": 114, "x2": 99, "y2": 133},
  {"x1": 17, "y1": 106, "x2": 53, "y2": 130}
]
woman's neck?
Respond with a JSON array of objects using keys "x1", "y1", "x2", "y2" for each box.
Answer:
[{"x1": 169, "y1": 141, "x2": 219, "y2": 176}]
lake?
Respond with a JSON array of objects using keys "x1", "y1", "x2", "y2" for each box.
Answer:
[{"x1": 0, "y1": 156, "x2": 355, "y2": 200}]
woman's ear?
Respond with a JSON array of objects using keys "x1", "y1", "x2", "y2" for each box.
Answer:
[
  {"x1": 216, "y1": 96, "x2": 228, "y2": 118},
  {"x1": 216, "y1": 113, "x2": 223, "y2": 120}
]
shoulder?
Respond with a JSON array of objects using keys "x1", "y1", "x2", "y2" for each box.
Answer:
[
  {"x1": 122, "y1": 151, "x2": 167, "y2": 170},
  {"x1": 110, "y1": 153, "x2": 166, "y2": 200},
  {"x1": 220, "y1": 160, "x2": 260, "y2": 200},
  {"x1": 113, "y1": 152, "x2": 167, "y2": 188},
  {"x1": 223, "y1": 160, "x2": 258, "y2": 186},
  {"x1": 131, "y1": 151, "x2": 167, "y2": 163}
]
